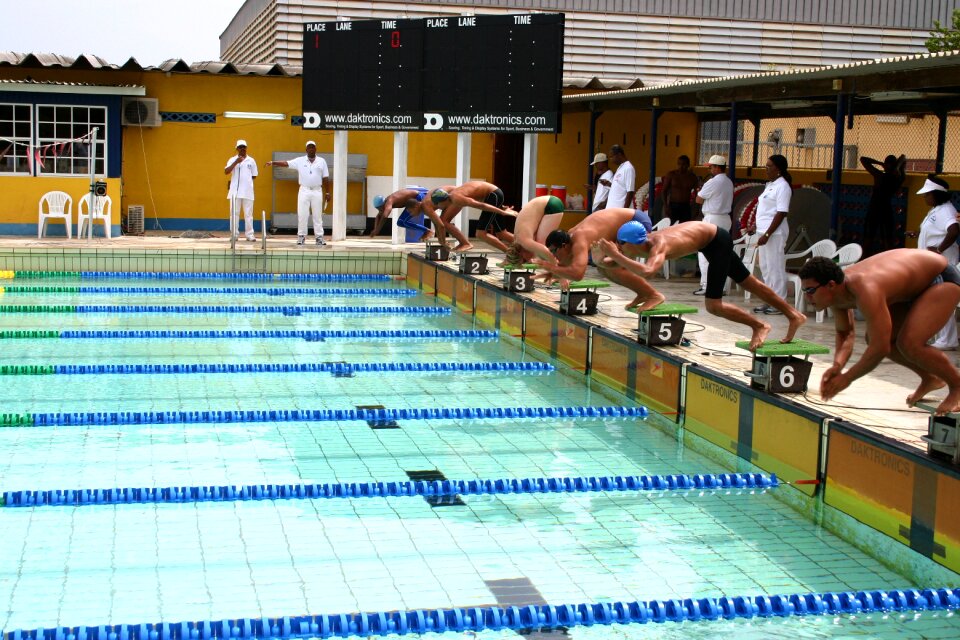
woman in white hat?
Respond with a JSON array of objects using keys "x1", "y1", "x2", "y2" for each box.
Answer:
[{"x1": 914, "y1": 175, "x2": 959, "y2": 349}]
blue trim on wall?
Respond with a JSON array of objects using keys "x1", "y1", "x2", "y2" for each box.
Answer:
[{"x1": 0, "y1": 223, "x2": 122, "y2": 237}]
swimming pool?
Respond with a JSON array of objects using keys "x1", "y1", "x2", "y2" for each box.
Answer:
[{"x1": 0, "y1": 273, "x2": 958, "y2": 639}]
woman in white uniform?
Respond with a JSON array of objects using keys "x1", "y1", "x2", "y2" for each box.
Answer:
[
  {"x1": 753, "y1": 154, "x2": 792, "y2": 315},
  {"x1": 916, "y1": 176, "x2": 959, "y2": 349}
]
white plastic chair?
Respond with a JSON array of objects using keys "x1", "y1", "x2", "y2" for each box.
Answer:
[
  {"x1": 77, "y1": 193, "x2": 113, "y2": 239},
  {"x1": 38, "y1": 191, "x2": 73, "y2": 239},
  {"x1": 737, "y1": 234, "x2": 761, "y2": 300},
  {"x1": 815, "y1": 243, "x2": 863, "y2": 322},
  {"x1": 785, "y1": 239, "x2": 837, "y2": 312}
]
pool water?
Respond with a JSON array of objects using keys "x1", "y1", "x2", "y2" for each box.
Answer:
[{"x1": 0, "y1": 276, "x2": 957, "y2": 639}]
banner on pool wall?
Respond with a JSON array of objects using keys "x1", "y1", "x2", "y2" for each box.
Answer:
[{"x1": 590, "y1": 330, "x2": 680, "y2": 419}]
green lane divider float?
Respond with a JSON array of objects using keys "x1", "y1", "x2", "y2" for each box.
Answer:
[
  {"x1": 0, "y1": 366, "x2": 56, "y2": 375},
  {"x1": 0, "y1": 330, "x2": 60, "y2": 339},
  {"x1": 0, "y1": 305, "x2": 77, "y2": 313},
  {"x1": 0, "y1": 414, "x2": 34, "y2": 426}
]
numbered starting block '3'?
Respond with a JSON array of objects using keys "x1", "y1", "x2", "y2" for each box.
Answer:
[
  {"x1": 736, "y1": 339, "x2": 830, "y2": 393},
  {"x1": 458, "y1": 251, "x2": 488, "y2": 275},
  {"x1": 559, "y1": 279, "x2": 609, "y2": 316},
  {"x1": 629, "y1": 303, "x2": 698, "y2": 346},
  {"x1": 502, "y1": 263, "x2": 538, "y2": 293},
  {"x1": 918, "y1": 402, "x2": 960, "y2": 465},
  {"x1": 425, "y1": 239, "x2": 450, "y2": 262}
]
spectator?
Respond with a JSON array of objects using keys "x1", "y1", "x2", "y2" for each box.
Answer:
[
  {"x1": 693, "y1": 154, "x2": 734, "y2": 295},
  {"x1": 585, "y1": 153, "x2": 613, "y2": 212},
  {"x1": 860, "y1": 154, "x2": 906, "y2": 256},
  {"x1": 752, "y1": 154, "x2": 792, "y2": 315},
  {"x1": 606, "y1": 145, "x2": 636, "y2": 209},
  {"x1": 661, "y1": 155, "x2": 698, "y2": 224},
  {"x1": 915, "y1": 176, "x2": 959, "y2": 350}
]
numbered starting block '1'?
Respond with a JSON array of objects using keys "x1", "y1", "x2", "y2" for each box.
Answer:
[
  {"x1": 425, "y1": 239, "x2": 450, "y2": 262},
  {"x1": 919, "y1": 402, "x2": 960, "y2": 465},
  {"x1": 559, "y1": 280, "x2": 609, "y2": 316},
  {"x1": 736, "y1": 339, "x2": 830, "y2": 393},
  {"x1": 501, "y1": 263, "x2": 538, "y2": 293},
  {"x1": 630, "y1": 303, "x2": 698, "y2": 346},
  {"x1": 458, "y1": 252, "x2": 488, "y2": 275}
]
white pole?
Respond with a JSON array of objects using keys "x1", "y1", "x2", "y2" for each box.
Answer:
[
  {"x1": 87, "y1": 127, "x2": 98, "y2": 241},
  {"x1": 332, "y1": 130, "x2": 348, "y2": 241},
  {"x1": 521, "y1": 133, "x2": 538, "y2": 203},
  {"x1": 391, "y1": 131, "x2": 409, "y2": 246},
  {"x1": 455, "y1": 132, "x2": 471, "y2": 240}
]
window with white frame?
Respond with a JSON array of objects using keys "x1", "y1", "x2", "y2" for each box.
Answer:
[
  {"x1": 35, "y1": 104, "x2": 106, "y2": 176},
  {"x1": 0, "y1": 103, "x2": 32, "y2": 175}
]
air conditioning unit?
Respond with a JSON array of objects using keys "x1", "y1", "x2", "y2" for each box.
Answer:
[
  {"x1": 121, "y1": 98, "x2": 161, "y2": 127},
  {"x1": 124, "y1": 205, "x2": 145, "y2": 235}
]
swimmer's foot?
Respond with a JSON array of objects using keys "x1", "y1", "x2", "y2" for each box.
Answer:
[
  {"x1": 627, "y1": 292, "x2": 666, "y2": 313},
  {"x1": 452, "y1": 242, "x2": 474, "y2": 252},
  {"x1": 907, "y1": 376, "x2": 946, "y2": 407},
  {"x1": 781, "y1": 309, "x2": 807, "y2": 343},
  {"x1": 421, "y1": 230, "x2": 434, "y2": 242},
  {"x1": 935, "y1": 386, "x2": 960, "y2": 416},
  {"x1": 749, "y1": 322, "x2": 772, "y2": 351}
]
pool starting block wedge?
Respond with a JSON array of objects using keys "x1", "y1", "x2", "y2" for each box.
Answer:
[
  {"x1": 458, "y1": 251, "x2": 489, "y2": 275},
  {"x1": 559, "y1": 280, "x2": 609, "y2": 316},
  {"x1": 918, "y1": 402, "x2": 960, "y2": 465},
  {"x1": 502, "y1": 263, "x2": 538, "y2": 292},
  {"x1": 424, "y1": 239, "x2": 450, "y2": 262},
  {"x1": 736, "y1": 339, "x2": 829, "y2": 394},
  {"x1": 629, "y1": 303, "x2": 698, "y2": 346}
]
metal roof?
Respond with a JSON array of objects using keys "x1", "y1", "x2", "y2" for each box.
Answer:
[
  {"x1": 0, "y1": 51, "x2": 303, "y2": 76},
  {"x1": 0, "y1": 78, "x2": 145, "y2": 95}
]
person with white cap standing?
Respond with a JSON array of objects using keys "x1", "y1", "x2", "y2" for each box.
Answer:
[
  {"x1": 266, "y1": 141, "x2": 331, "y2": 246},
  {"x1": 693, "y1": 154, "x2": 734, "y2": 295},
  {"x1": 913, "y1": 175, "x2": 959, "y2": 349},
  {"x1": 224, "y1": 139, "x2": 258, "y2": 241},
  {"x1": 586, "y1": 152, "x2": 613, "y2": 212}
]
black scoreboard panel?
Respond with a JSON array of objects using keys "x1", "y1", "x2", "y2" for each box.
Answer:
[{"x1": 302, "y1": 13, "x2": 563, "y2": 133}]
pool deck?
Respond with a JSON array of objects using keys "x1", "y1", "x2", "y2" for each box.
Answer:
[{"x1": 1, "y1": 232, "x2": 941, "y2": 459}]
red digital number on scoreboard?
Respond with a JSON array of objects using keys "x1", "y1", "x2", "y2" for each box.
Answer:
[{"x1": 391, "y1": 31, "x2": 400, "y2": 48}]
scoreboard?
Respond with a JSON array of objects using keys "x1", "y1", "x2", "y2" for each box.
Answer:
[{"x1": 302, "y1": 13, "x2": 564, "y2": 133}]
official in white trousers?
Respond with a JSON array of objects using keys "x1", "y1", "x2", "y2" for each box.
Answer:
[
  {"x1": 694, "y1": 155, "x2": 734, "y2": 295},
  {"x1": 753, "y1": 155, "x2": 793, "y2": 314},
  {"x1": 264, "y1": 140, "x2": 331, "y2": 246}
]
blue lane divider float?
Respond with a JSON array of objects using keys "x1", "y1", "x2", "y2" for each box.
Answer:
[
  {"x1": 7, "y1": 305, "x2": 450, "y2": 315},
  {"x1": 56, "y1": 329, "x2": 498, "y2": 340},
  {"x1": 6, "y1": 588, "x2": 959, "y2": 640},
  {"x1": 25, "y1": 405, "x2": 648, "y2": 428},
  {"x1": 2, "y1": 286, "x2": 417, "y2": 296},
  {"x1": 46, "y1": 361, "x2": 554, "y2": 375},
  {"x1": 1, "y1": 472, "x2": 777, "y2": 508}
]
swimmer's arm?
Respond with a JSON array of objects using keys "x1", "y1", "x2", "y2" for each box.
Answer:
[
  {"x1": 533, "y1": 250, "x2": 588, "y2": 281},
  {"x1": 595, "y1": 239, "x2": 657, "y2": 277},
  {"x1": 458, "y1": 195, "x2": 511, "y2": 216},
  {"x1": 843, "y1": 301, "x2": 891, "y2": 383}
]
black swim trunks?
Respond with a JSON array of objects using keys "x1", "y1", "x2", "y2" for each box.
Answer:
[
  {"x1": 700, "y1": 227, "x2": 750, "y2": 299},
  {"x1": 932, "y1": 263, "x2": 960, "y2": 287},
  {"x1": 477, "y1": 188, "x2": 515, "y2": 233}
]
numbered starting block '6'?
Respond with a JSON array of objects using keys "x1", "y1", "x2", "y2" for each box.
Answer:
[
  {"x1": 425, "y1": 239, "x2": 450, "y2": 262},
  {"x1": 458, "y1": 252, "x2": 488, "y2": 275},
  {"x1": 919, "y1": 402, "x2": 960, "y2": 465},
  {"x1": 736, "y1": 339, "x2": 830, "y2": 393},
  {"x1": 502, "y1": 263, "x2": 537, "y2": 293},
  {"x1": 630, "y1": 303, "x2": 698, "y2": 346},
  {"x1": 559, "y1": 279, "x2": 609, "y2": 316}
]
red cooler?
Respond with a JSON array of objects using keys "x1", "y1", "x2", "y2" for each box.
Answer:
[
  {"x1": 535, "y1": 184, "x2": 548, "y2": 197},
  {"x1": 550, "y1": 185, "x2": 567, "y2": 204}
]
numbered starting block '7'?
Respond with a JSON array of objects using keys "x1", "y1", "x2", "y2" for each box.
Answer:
[
  {"x1": 502, "y1": 263, "x2": 538, "y2": 293},
  {"x1": 458, "y1": 252, "x2": 488, "y2": 275},
  {"x1": 559, "y1": 280, "x2": 609, "y2": 316},
  {"x1": 425, "y1": 239, "x2": 450, "y2": 262},
  {"x1": 919, "y1": 402, "x2": 960, "y2": 465},
  {"x1": 630, "y1": 303, "x2": 698, "y2": 346},
  {"x1": 736, "y1": 339, "x2": 830, "y2": 393}
]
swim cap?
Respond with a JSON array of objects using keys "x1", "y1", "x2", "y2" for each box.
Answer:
[
  {"x1": 431, "y1": 189, "x2": 449, "y2": 205},
  {"x1": 544, "y1": 195, "x2": 564, "y2": 215},
  {"x1": 373, "y1": 195, "x2": 386, "y2": 208},
  {"x1": 617, "y1": 221, "x2": 647, "y2": 245}
]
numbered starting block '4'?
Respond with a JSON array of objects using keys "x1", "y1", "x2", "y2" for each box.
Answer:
[
  {"x1": 458, "y1": 251, "x2": 488, "y2": 275},
  {"x1": 502, "y1": 263, "x2": 538, "y2": 293},
  {"x1": 736, "y1": 339, "x2": 830, "y2": 394},
  {"x1": 425, "y1": 239, "x2": 450, "y2": 262},
  {"x1": 630, "y1": 303, "x2": 698, "y2": 346},
  {"x1": 559, "y1": 280, "x2": 609, "y2": 316},
  {"x1": 919, "y1": 402, "x2": 960, "y2": 465}
]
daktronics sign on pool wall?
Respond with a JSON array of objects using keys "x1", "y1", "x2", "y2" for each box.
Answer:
[{"x1": 301, "y1": 14, "x2": 564, "y2": 133}]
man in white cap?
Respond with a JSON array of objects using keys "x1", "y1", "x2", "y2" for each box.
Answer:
[
  {"x1": 586, "y1": 152, "x2": 613, "y2": 212},
  {"x1": 266, "y1": 141, "x2": 331, "y2": 246},
  {"x1": 224, "y1": 139, "x2": 258, "y2": 241},
  {"x1": 693, "y1": 154, "x2": 735, "y2": 295}
]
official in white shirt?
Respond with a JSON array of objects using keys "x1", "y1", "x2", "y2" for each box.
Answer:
[
  {"x1": 753, "y1": 155, "x2": 792, "y2": 314},
  {"x1": 224, "y1": 139, "x2": 258, "y2": 241},
  {"x1": 266, "y1": 141, "x2": 332, "y2": 246},
  {"x1": 694, "y1": 154, "x2": 735, "y2": 295}
]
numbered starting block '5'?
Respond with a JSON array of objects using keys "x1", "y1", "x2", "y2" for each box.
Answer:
[
  {"x1": 559, "y1": 280, "x2": 609, "y2": 316},
  {"x1": 425, "y1": 239, "x2": 450, "y2": 262},
  {"x1": 919, "y1": 402, "x2": 960, "y2": 465},
  {"x1": 458, "y1": 251, "x2": 489, "y2": 275},
  {"x1": 501, "y1": 263, "x2": 538, "y2": 293},
  {"x1": 736, "y1": 339, "x2": 830, "y2": 394},
  {"x1": 629, "y1": 303, "x2": 698, "y2": 346}
]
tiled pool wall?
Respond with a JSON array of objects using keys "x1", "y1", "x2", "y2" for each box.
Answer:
[{"x1": 409, "y1": 253, "x2": 960, "y2": 581}]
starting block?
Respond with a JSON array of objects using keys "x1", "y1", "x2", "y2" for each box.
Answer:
[
  {"x1": 458, "y1": 251, "x2": 489, "y2": 275},
  {"x1": 425, "y1": 239, "x2": 450, "y2": 262},
  {"x1": 501, "y1": 263, "x2": 538, "y2": 293},
  {"x1": 559, "y1": 280, "x2": 609, "y2": 316},
  {"x1": 918, "y1": 402, "x2": 960, "y2": 465},
  {"x1": 629, "y1": 303, "x2": 698, "y2": 346},
  {"x1": 736, "y1": 339, "x2": 830, "y2": 394}
]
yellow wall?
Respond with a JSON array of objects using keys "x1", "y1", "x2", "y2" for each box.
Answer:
[{"x1": 0, "y1": 177, "x2": 122, "y2": 229}]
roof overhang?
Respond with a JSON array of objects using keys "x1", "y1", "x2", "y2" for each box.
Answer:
[{"x1": 0, "y1": 80, "x2": 146, "y2": 96}]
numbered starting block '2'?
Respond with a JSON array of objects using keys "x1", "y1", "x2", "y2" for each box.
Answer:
[
  {"x1": 919, "y1": 402, "x2": 960, "y2": 465},
  {"x1": 458, "y1": 251, "x2": 488, "y2": 275},
  {"x1": 736, "y1": 339, "x2": 830, "y2": 393},
  {"x1": 502, "y1": 263, "x2": 537, "y2": 293},
  {"x1": 630, "y1": 303, "x2": 698, "y2": 346},
  {"x1": 425, "y1": 239, "x2": 450, "y2": 262},
  {"x1": 559, "y1": 280, "x2": 609, "y2": 316}
]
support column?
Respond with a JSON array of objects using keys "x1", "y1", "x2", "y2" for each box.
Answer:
[
  {"x1": 648, "y1": 108, "x2": 661, "y2": 216},
  {"x1": 587, "y1": 107, "x2": 602, "y2": 210},
  {"x1": 391, "y1": 131, "x2": 409, "y2": 246},
  {"x1": 829, "y1": 95, "x2": 847, "y2": 241},
  {"x1": 936, "y1": 111, "x2": 948, "y2": 175},
  {"x1": 332, "y1": 130, "x2": 348, "y2": 241},
  {"x1": 521, "y1": 133, "x2": 539, "y2": 203},
  {"x1": 455, "y1": 132, "x2": 471, "y2": 238},
  {"x1": 750, "y1": 117, "x2": 761, "y2": 169},
  {"x1": 727, "y1": 102, "x2": 738, "y2": 180}
]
